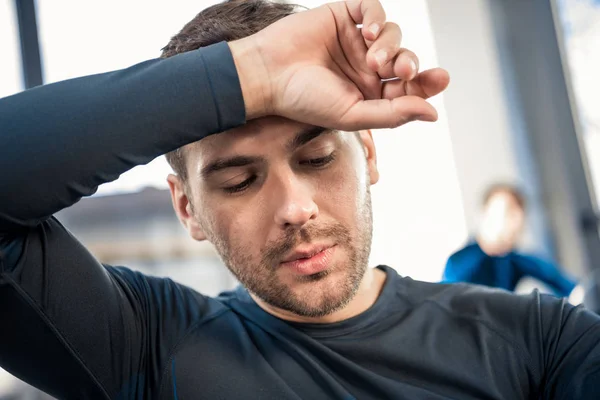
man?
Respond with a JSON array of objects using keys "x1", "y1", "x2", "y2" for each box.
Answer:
[
  {"x1": 443, "y1": 183, "x2": 577, "y2": 297},
  {"x1": 0, "y1": 0, "x2": 599, "y2": 399}
]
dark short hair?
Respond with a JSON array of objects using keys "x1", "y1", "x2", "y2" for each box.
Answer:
[
  {"x1": 161, "y1": 0, "x2": 298, "y2": 181},
  {"x1": 482, "y1": 183, "x2": 526, "y2": 211}
]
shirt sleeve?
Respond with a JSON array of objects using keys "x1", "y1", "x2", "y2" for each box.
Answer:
[
  {"x1": 465, "y1": 287, "x2": 600, "y2": 399},
  {"x1": 515, "y1": 254, "x2": 576, "y2": 297},
  {"x1": 442, "y1": 257, "x2": 463, "y2": 282},
  {"x1": 536, "y1": 296, "x2": 600, "y2": 399},
  {"x1": 442, "y1": 245, "x2": 481, "y2": 283},
  {"x1": 0, "y1": 42, "x2": 244, "y2": 399}
]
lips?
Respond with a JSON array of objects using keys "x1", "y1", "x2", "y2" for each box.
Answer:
[
  {"x1": 281, "y1": 245, "x2": 331, "y2": 263},
  {"x1": 280, "y1": 245, "x2": 336, "y2": 276}
]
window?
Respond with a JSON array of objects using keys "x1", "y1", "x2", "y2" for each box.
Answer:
[
  {"x1": 0, "y1": 0, "x2": 22, "y2": 98},
  {"x1": 36, "y1": 0, "x2": 218, "y2": 195},
  {"x1": 555, "y1": 0, "x2": 600, "y2": 208}
]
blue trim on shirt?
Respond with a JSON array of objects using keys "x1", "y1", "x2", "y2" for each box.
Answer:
[{"x1": 172, "y1": 358, "x2": 179, "y2": 400}]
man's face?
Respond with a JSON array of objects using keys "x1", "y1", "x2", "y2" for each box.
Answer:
[
  {"x1": 479, "y1": 190, "x2": 525, "y2": 248},
  {"x1": 169, "y1": 117, "x2": 378, "y2": 317}
]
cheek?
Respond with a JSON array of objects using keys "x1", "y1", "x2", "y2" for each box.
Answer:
[
  {"x1": 198, "y1": 198, "x2": 265, "y2": 256},
  {"x1": 317, "y1": 160, "x2": 367, "y2": 222}
]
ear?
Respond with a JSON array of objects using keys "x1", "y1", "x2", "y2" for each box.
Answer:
[
  {"x1": 167, "y1": 174, "x2": 207, "y2": 242},
  {"x1": 358, "y1": 130, "x2": 379, "y2": 185}
]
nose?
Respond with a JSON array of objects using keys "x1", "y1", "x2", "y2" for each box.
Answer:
[{"x1": 272, "y1": 171, "x2": 319, "y2": 229}]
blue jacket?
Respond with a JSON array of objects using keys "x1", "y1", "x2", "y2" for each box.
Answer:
[{"x1": 443, "y1": 242, "x2": 576, "y2": 296}]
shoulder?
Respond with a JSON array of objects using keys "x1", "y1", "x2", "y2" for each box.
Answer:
[
  {"x1": 395, "y1": 276, "x2": 563, "y2": 343},
  {"x1": 105, "y1": 265, "x2": 232, "y2": 322},
  {"x1": 447, "y1": 242, "x2": 482, "y2": 262},
  {"x1": 512, "y1": 253, "x2": 565, "y2": 275},
  {"x1": 397, "y1": 276, "x2": 530, "y2": 313},
  {"x1": 399, "y1": 275, "x2": 599, "y2": 342},
  {"x1": 394, "y1": 276, "x2": 600, "y2": 396}
]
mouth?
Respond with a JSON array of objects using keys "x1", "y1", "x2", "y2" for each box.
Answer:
[{"x1": 280, "y1": 245, "x2": 337, "y2": 276}]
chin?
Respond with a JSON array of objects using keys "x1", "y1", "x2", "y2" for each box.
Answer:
[
  {"x1": 283, "y1": 269, "x2": 357, "y2": 316},
  {"x1": 286, "y1": 264, "x2": 344, "y2": 287}
]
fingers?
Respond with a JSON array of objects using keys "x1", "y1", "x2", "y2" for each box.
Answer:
[
  {"x1": 346, "y1": 0, "x2": 387, "y2": 40},
  {"x1": 392, "y1": 50, "x2": 419, "y2": 80},
  {"x1": 366, "y1": 22, "x2": 403, "y2": 72},
  {"x1": 414, "y1": 68, "x2": 451, "y2": 97},
  {"x1": 340, "y1": 96, "x2": 438, "y2": 131},
  {"x1": 377, "y1": 49, "x2": 418, "y2": 80},
  {"x1": 382, "y1": 68, "x2": 450, "y2": 100}
]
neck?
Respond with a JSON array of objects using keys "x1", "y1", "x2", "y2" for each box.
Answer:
[
  {"x1": 476, "y1": 234, "x2": 514, "y2": 256},
  {"x1": 250, "y1": 267, "x2": 387, "y2": 324}
]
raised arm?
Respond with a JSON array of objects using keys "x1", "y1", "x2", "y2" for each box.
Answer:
[
  {"x1": 515, "y1": 253, "x2": 576, "y2": 297},
  {"x1": 0, "y1": 42, "x2": 245, "y2": 399},
  {"x1": 0, "y1": 43, "x2": 244, "y2": 231}
]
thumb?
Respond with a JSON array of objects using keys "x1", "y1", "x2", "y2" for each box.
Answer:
[{"x1": 338, "y1": 96, "x2": 438, "y2": 130}]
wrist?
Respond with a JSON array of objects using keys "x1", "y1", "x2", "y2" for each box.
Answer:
[{"x1": 228, "y1": 37, "x2": 272, "y2": 120}]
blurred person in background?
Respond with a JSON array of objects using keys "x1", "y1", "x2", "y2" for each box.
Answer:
[
  {"x1": 1, "y1": 1, "x2": 600, "y2": 399},
  {"x1": 443, "y1": 183, "x2": 578, "y2": 297}
]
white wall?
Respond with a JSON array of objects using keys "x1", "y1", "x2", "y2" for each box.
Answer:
[
  {"x1": 0, "y1": 0, "x2": 22, "y2": 98},
  {"x1": 35, "y1": 0, "x2": 207, "y2": 196},
  {"x1": 426, "y1": 0, "x2": 556, "y2": 259},
  {"x1": 369, "y1": 0, "x2": 467, "y2": 282},
  {"x1": 426, "y1": 0, "x2": 521, "y2": 228}
]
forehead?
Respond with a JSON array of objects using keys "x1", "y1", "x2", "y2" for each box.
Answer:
[
  {"x1": 184, "y1": 117, "x2": 357, "y2": 178},
  {"x1": 193, "y1": 116, "x2": 312, "y2": 156}
]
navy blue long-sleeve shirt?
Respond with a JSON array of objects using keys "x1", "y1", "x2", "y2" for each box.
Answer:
[
  {"x1": 443, "y1": 242, "x2": 576, "y2": 296},
  {"x1": 1, "y1": 42, "x2": 600, "y2": 399}
]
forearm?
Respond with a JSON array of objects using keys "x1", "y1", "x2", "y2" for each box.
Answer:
[
  {"x1": 0, "y1": 42, "x2": 244, "y2": 231},
  {"x1": 519, "y1": 255, "x2": 576, "y2": 297}
]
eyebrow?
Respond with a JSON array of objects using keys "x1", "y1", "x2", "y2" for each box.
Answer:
[
  {"x1": 287, "y1": 126, "x2": 331, "y2": 152},
  {"x1": 200, "y1": 127, "x2": 332, "y2": 178},
  {"x1": 200, "y1": 155, "x2": 264, "y2": 178}
]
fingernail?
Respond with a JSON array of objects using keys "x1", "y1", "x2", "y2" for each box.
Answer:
[
  {"x1": 375, "y1": 50, "x2": 387, "y2": 68},
  {"x1": 417, "y1": 114, "x2": 437, "y2": 122},
  {"x1": 369, "y1": 23, "x2": 380, "y2": 36},
  {"x1": 409, "y1": 59, "x2": 418, "y2": 76},
  {"x1": 405, "y1": 115, "x2": 424, "y2": 123}
]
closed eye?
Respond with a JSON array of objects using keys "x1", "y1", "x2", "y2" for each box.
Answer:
[
  {"x1": 223, "y1": 175, "x2": 257, "y2": 194},
  {"x1": 300, "y1": 153, "x2": 336, "y2": 168}
]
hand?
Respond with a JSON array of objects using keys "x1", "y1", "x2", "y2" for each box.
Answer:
[
  {"x1": 229, "y1": 0, "x2": 449, "y2": 131},
  {"x1": 569, "y1": 284, "x2": 585, "y2": 306}
]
